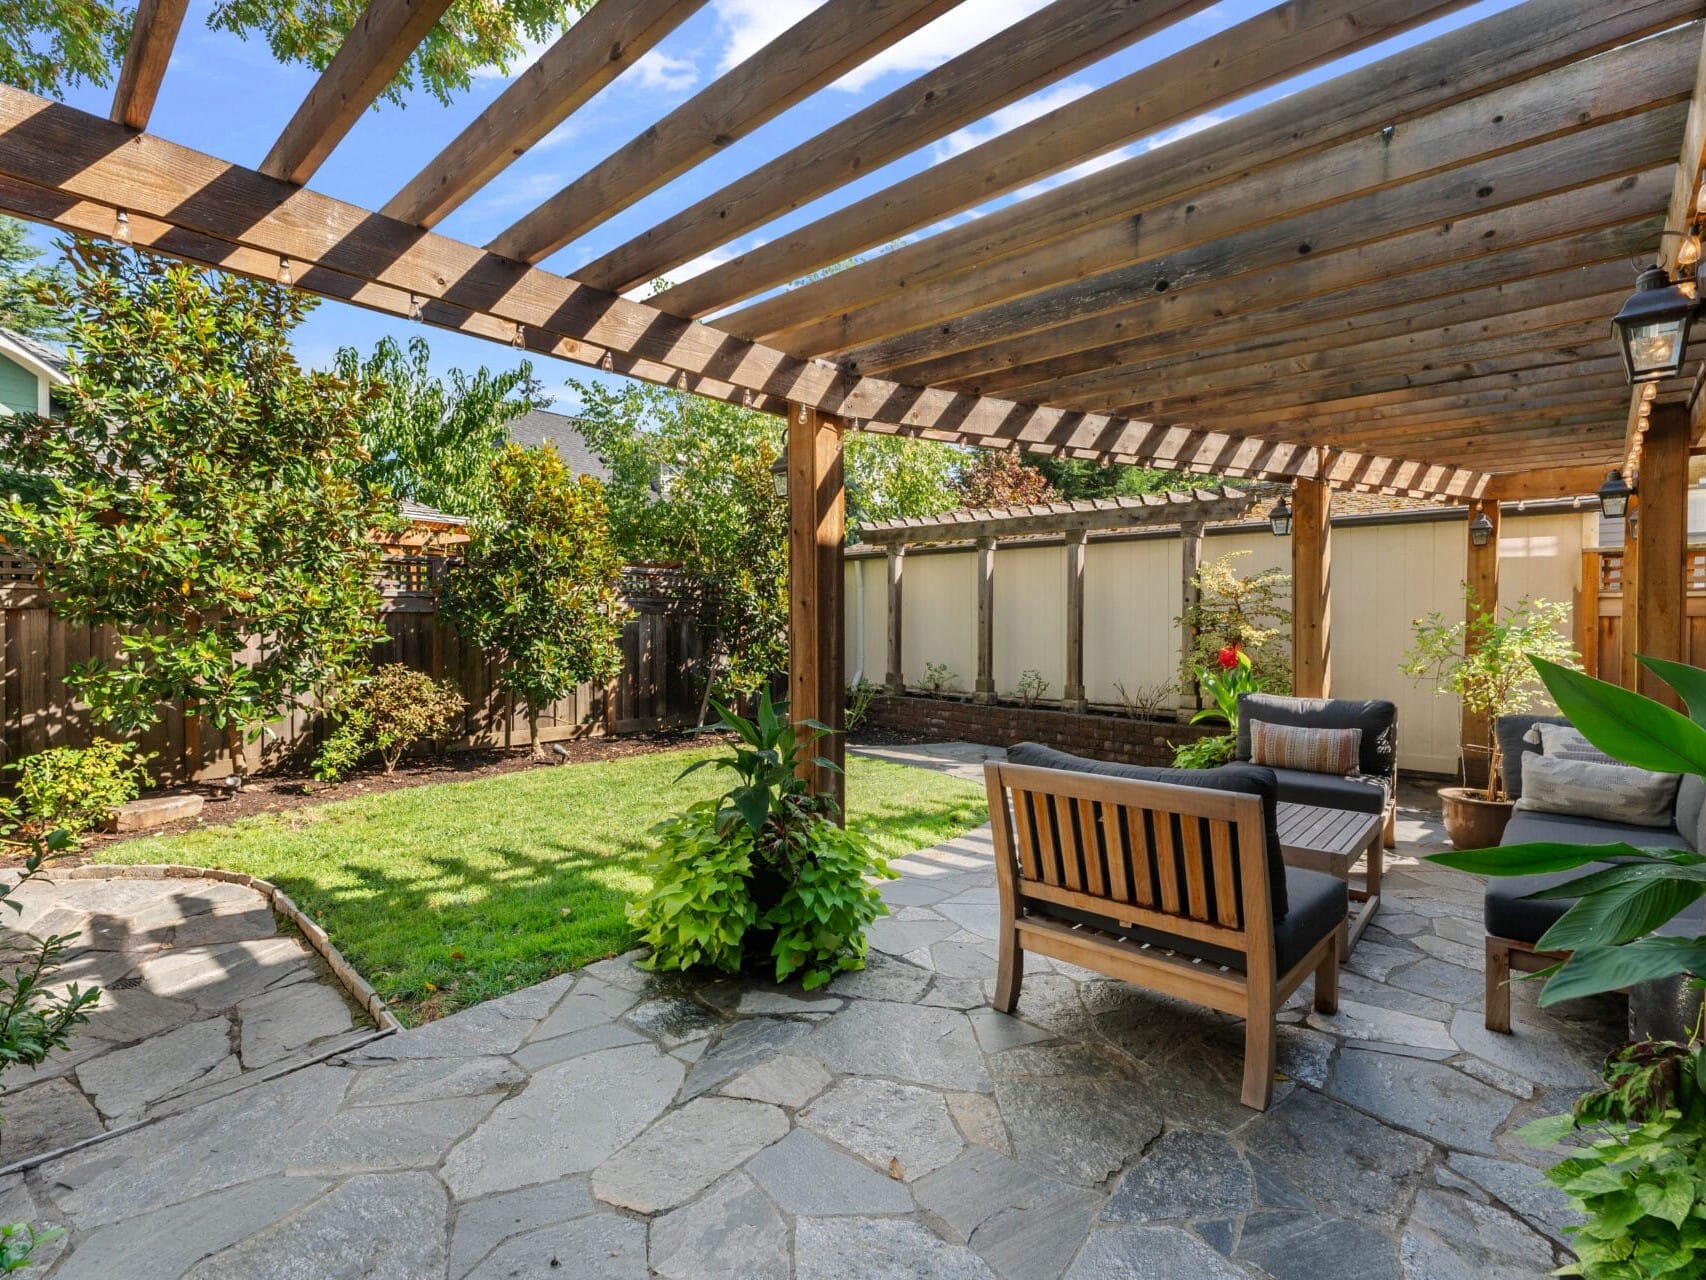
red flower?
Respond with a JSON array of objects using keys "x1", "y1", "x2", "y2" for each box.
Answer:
[{"x1": 1217, "y1": 645, "x2": 1241, "y2": 670}]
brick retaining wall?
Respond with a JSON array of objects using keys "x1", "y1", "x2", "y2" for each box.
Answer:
[{"x1": 864, "y1": 695, "x2": 1220, "y2": 767}]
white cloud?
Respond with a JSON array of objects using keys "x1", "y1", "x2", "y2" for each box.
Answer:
[
  {"x1": 713, "y1": 0, "x2": 818, "y2": 73},
  {"x1": 1142, "y1": 110, "x2": 1228, "y2": 152},
  {"x1": 934, "y1": 81, "x2": 1095, "y2": 161},
  {"x1": 633, "y1": 48, "x2": 702, "y2": 94},
  {"x1": 832, "y1": 0, "x2": 1053, "y2": 92}
]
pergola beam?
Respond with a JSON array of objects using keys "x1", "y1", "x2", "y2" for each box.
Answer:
[
  {"x1": 0, "y1": 87, "x2": 1481, "y2": 499},
  {"x1": 260, "y1": 0, "x2": 456, "y2": 185},
  {"x1": 655, "y1": 0, "x2": 1472, "y2": 320},
  {"x1": 575, "y1": 0, "x2": 1219, "y2": 295},
  {"x1": 110, "y1": 0, "x2": 190, "y2": 130},
  {"x1": 719, "y1": 0, "x2": 1697, "y2": 344},
  {"x1": 381, "y1": 0, "x2": 712, "y2": 228},
  {"x1": 486, "y1": 0, "x2": 963, "y2": 264}
]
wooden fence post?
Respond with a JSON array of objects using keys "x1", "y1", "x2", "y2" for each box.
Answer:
[
  {"x1": 1636, "y1": 403, "x2": 1688, "y2": 708},
  {"x1": 1063, "y1": 529, "x2": 1088, "y2": 712},
  {"x1": 1179, "y1": 518, "x2": 1203, "y2": 711},
  {"x1": 975, "y1": 537, "x2": 997, "y2": 704},
  {"x1": 885, "y1": 545, "x2": 905, "y2": 694}
]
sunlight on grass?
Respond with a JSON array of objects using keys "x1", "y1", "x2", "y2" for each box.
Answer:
[{"x1": 108, "y1": 750, "x2": 987, "y2": 1024}]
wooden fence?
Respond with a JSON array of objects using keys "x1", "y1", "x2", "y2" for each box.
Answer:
[
  {"x1": 0, "y1": 557, "x2": 704, "y2": 783},
  {"x1": 1577, "y1": 547, "x2": 1706, "y2": 684}
]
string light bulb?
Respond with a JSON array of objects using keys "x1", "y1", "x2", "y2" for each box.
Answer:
[
  {"x1": 511, "y1": 322, "x2": 525, "y2": 350},
  {"x1": 1642, "y1": 383, "x2": 1659, "y2": 401},
  {"x1": 113, "y1": 209, "x2": 131, "y2": 242},
  {"x1": 277, "y1": 257, "x2": 293, "y2": 287},
  {"x1": 407, "y1": 293, "x2": 425, "y2": 322},
  {"x1": 1680, "y1": 235, "x2": 1701, "y2": 268}
]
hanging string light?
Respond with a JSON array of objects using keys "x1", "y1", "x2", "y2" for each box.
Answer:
[
  {"x1": 511, "y1": 322, "x2": 525, "y2": 350},
  {"x1": 113, "y1": 209, "x2": 131, "y2": 243},
  {"x1": 277, "y1": 257, "x2": 293, "y2": 287},
  {"x1": 407, "y1": 293, "x2": 425, "y2": 322}
]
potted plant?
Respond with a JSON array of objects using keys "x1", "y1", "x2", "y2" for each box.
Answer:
[
  {"x1": 1400, "y1": 594, "x2": 1577, "y2": 848},
  {"x1": 1431, "y1": 655, "x2": 1706, "y2": 1277},
  {"x1": 626, "y1": 689, "x2": 894, "y2": 989}
]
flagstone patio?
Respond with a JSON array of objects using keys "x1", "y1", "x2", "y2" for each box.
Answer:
[{"x1": 13, "y1": 752, "x2": 1617, "y2": 1279}]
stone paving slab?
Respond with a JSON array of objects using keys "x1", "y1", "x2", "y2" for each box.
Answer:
[
  {"x1": 0, "y1": 875, "x2": 370, "y2": 1167},
  {"x1": 21, "y1": 765, "x2": 1622, "y2": 1277}
]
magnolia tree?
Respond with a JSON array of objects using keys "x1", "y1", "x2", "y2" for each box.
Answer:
[
  {"x1": 0, "y1": 241, "x2": 388, "y2": 777},
  {"x1": 445, "y1": 444, "x2": 627, "y2": 756},
  {"x1": 1400, "y1": 592, "x2": 1579, "y2": 800}
]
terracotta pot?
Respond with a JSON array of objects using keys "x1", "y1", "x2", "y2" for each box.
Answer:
[{"x1": 1439, "y1": 786, "x2": 1515, "y2": 850}]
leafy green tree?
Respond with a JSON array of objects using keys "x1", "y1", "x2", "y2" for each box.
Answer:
[
  {"x1": 4, "y1": 0, "x2": 592, "y2": 104},
  {"x1": 0, "y1": 216, "x2": 68, "y2": 339},
  {"x1": 444, "y1": 443, "x2": 626, "y2": 756},
  {"x1": 570, "y1": 380, "x2": 959, "y2": 713},
  {"x1": 0, "y1": 240, "x2": 389, "y2": 777},
  {"x1": 1031, "y1": 455, "x2": 1211, "y2": 501},
  {"x1": 337, "y1": 334, "x2": 546, "y2": 520}
]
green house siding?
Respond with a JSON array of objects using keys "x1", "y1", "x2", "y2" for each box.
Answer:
[{"x1": 0, "y1": 352, "x2": 41, "y2": 416}]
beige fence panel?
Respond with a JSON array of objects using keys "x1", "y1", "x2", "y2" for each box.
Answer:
[
  {"x1": 991, "y1": 543, "x2": 1064, "y2": 701},
  {"x1": 1082, "y1": 537, "x2": 1179, "y2": 708},
  {"x1": 900, "y1": 550, "x2": 978, "y2": 694}
]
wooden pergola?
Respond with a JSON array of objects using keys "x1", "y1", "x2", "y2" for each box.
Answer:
[{"x1": 2, "y1": 0, "x2": 1704, "y2": 802}]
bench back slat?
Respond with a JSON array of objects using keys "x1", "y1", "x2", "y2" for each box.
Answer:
[{"x1": 987, "y1": 762, "x2": 1276, "y2": 962}]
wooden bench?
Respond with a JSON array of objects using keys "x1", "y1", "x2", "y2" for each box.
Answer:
[{"x1": 984, "y1": 761, "x2": 1345, "y2": 1111}]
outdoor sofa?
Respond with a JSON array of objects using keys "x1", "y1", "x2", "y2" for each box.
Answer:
[
  {"x1": 986, "y1": 743, "x2": 1348, "y2": 1110},
  {"x1": 1481, "y1": 713, "x2": 1706, "y2": 1032},
  {"x1": 1234, "y1": 693, "x2": 1399, "y2": 847}
]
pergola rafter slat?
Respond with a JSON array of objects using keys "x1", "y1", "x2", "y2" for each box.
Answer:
[
  {"x1": 109, "y1": 0, "x2": 190, "y2": 131},
  {"x1": 485, "y1": 0, "x2": 966, "y2": 265},
  {"x1": 260, "y1": 0, "x2": 457, "y2": 185},
  {"x1": 381, "y1": 0, "x2": 713, "y2": 228}
]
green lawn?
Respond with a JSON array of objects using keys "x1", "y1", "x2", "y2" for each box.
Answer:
[{"x1": 107, "y1": 750, "x2": 987, "y2": 1024}]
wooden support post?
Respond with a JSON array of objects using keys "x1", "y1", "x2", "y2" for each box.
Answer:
[
  {"x1": 1064, "y1": 529, "x2": 1088, "y2": 712},
  {"x1": 1462, "y1": 498, "x2": 1501, "y2": 790},
  {"x1": 1291, "y1": 475, "x2": 1332, "y2": 698},
  {"x1": 1622, "y1": 499, "x2": 1642, "y2": 691},
  {"x1": 975, "y1": 537, "x2": 997, "y2": 704},
  {"x1": 1636, "y1": 403, "x2": 1689, "y2": 708},
  {"x1": 1179, "y1": 518, "x2": 1204, "y2": 711},
  {"x1": 787, "y1": 403, "x2": 846, "y2": 815},
  {"x1": 885, "y1": 545, "x2": 906, "y2": 694}
]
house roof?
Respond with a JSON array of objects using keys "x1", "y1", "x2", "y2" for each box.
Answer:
[
  {"x1": 505, "y1": 409, "x2": 610, "y2": 484},
  {"x1": 397, "y1": 500, "x2": 468, "y2": 527},
  {"x1": 0, "y1": 327, "x2": 68, "y2": 384}
]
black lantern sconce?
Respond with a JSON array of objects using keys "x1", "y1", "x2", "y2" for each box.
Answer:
[
  {"x1": 1597, "y1": 469, "x2": 1633, "y2": 521},
  {"x1": 1468, "y1": 510, "x2": 1494, "y2": 548},
  {"x1": 1268, "y1": 495, "x2": 1293, "y2": 538},
  {"x1": 1612, "y1": 263, "x2": 1698, "y2": 384}
]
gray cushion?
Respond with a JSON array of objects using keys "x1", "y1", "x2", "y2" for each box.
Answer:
[
  {"x1": 1264, "y1": 767, "x2": 1388, "y2": 816},
  {"x1": 1516, "y1": 754, "x2": 1681, "y2": 829},
  {"x1": 1488, "y1": 810, "x2": 1695, "y2": 944},
  {"x1": 1495, "y1": 714, "x2": 1570, "y2": 800},
  {"x1": 1038, "y1": 867, "x2": 1346, "y2": 976},
  {"x1": 1004, "y1": 742, "x2": 1288, "y2": 920},
  {"x1": 1235, "y1": 694, "x2": 1396, "y2": 779},
  {"x1": 1677, "y1": 773, "x2": 1705, "y2": 854}
]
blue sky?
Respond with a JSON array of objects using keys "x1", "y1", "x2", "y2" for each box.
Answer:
[{"x1": 29, "y1": 0, "x2": 1516, "y2": 412}]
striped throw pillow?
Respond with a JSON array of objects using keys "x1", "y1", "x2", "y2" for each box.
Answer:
[{"x1": 1250, "y1": 721, "x2": 1361, "y2": 776}]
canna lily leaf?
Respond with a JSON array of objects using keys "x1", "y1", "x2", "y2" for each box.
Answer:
[{"x1": 1531, "y1": 656, "x2": 1706, "y2": 777}]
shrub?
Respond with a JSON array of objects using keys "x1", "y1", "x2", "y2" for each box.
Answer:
[
  {"x1": 1178, "y1": 551, "x2": 1291, "y2": 694},
  {"x1": 0, "y1": 799, "x2": 100, "y2": 1083},
  {"x1": 1114, "y1": 680, "x2": 1174, "y2": 722},
  {"x1": 626, "y1": 801, "x2": 757, "y2": 975},
  {"x1": 315, "y1": 665, "x2": 467, "y2": 781},
  {"x1": 10, "y1": 739, "x2": 149, "y2": 838},
  {"x1": 1171, "y1": 734, "x2": 1234, "y2": 769},
  {"x1": 628, "y1": 690, "x2": 894, "y2": 988},
  {"x1": 845, "y1": 677, "x2": 880, "y2": 731},
  {"x1": 921, "y1": 662, "x2": 957, "y2": 695},
  {"x1": 1016, "y1": 669, "x2": 1049, "y2": 707}
]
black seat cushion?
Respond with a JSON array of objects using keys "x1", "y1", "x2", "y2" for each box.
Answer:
[
  {"x1": 1264, "y1": 767, "x2": 1388, "y2": 815},
  {"x1": 1488, "y1": 810, "x2": 1695, "y2": 944},
  {"x1": 1004, "y1": 742, "x2": 1288, "y2": 919},
  {"x1": 1235, "y1": 693, "x2": 1397, "y2": 780},
  {"x1": 1036, "y1": 867, "x2": 1347, "y2": 975}
]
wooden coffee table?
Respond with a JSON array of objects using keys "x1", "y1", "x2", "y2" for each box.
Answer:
[{"x1": 1276, "y1": 801, "x2": 1383, "y2": 954}]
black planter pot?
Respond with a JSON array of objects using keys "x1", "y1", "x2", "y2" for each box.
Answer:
[{"x1": 1629, "y1": 973, "x2": 1706, "y2": 1043}]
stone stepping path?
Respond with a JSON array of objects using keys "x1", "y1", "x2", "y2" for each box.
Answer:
[
  {"x1": 11, "y1": 772, "x2": 1617, "y2": 1278},
  {"x1": 0, "y1": 875, "x2": 372, "y2": 1167}
]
